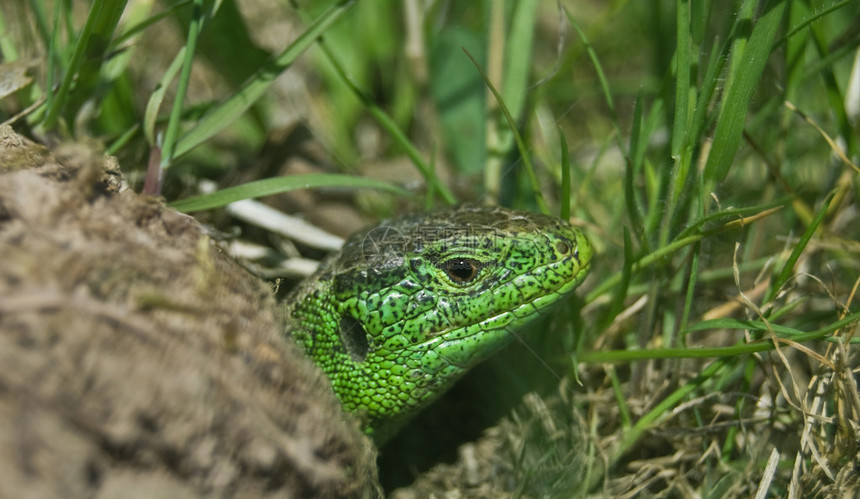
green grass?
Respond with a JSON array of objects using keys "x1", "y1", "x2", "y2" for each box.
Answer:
[{"x1": 2, "y1": 0, "x2": 859, "y2": 496}]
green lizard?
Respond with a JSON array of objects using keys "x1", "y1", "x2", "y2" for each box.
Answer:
[{"x1": 284, "y1": 205, "x2": 592, "y2": 443}]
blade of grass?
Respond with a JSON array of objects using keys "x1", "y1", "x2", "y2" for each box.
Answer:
[
  {"x1": 500, "y1": 0, "x2": 537, "y2": 122},
  {"x1": 808, "y1": 11, "x2": 858, "y2": 158},
  {"x1": 113, "y1": 0, "x2": 193, "y2": 46},
  {"x1": 583, "y1": 311, "x2": 860, "y2": 363},
  {"x1": 678, "y1": 241, "x2": 701, "y2": 345},
  {"x1": 687, "y1": 38, "x2": 726, "y2": 153},
  {"x1": 41, "y1": 0, "x2": 128, "y2": 131},
  {"x1": 586, "y1": 203, "x2": 785, "y2": 305},
  {"x1": 671, "y1": 0, "x2": 692, "y2": 159},
  {"x1": 432, "y1": 24, "x2": 486, "y2": 182},
  {"x1": 679, "y1": 171, "x2": 706, "y2": 343},
  {"x1": 704, "y1": 0, "x2": 786, "y2": 181},
  {"x1": 464, "y1": 48, "x2": 548, "y2": 215},
  {"x1": 172, "y1": 0, "x2": 356, "y2": 159},
  {"x1": 663, "y1": 0, "x2": 699, "y2": 243},
  {"x1": 626, "y1": 93, "x2": 645, "y2": 244},
  {"x1": 25, "y1": 0, "x2": 51, "y2": 51},
  {"x1": 484, "y1": 0, "x2": 538, "y2": 198},
  {"x1": 607, "y1": 366, "x2": 632, "y2": 429},
  {"x1": 106, "y1": 123, "x2": 139, "y2": 155},
  {"x1": 626, "y1": 92, "x2": 663, "y2": 248},
  {"x1": 168, "y1": 173, "x2": 410, "y2": 213},
  {"x1": 764, "y1": 190, "x2": 835, "y2": 304},
  {"x1": 559, "y1": 124, "x2": 570, "y2": 220},
  {"x1": 160, "y1": 0, "x2": 209, "y2": 168},
  {"x1": 312, "y1": 29, "x2": 456, "y2": 205},
  {"x1": 564, "y1": 7, "x2": 616, "y2": 125},
  {"x1": 674, "y1": 198, "x2": 787, "y2": 241},
  {"x1": 598, "y1": 228, "x2": 635, "y2": 333},
  {"x1": 145, "y1": 47, "x2": 186, "y2": 146},
  {"x1": 774, "y1": 0, "x2": 856, "y2": 49}
]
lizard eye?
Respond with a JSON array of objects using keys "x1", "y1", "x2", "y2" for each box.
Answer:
[{"x1": 443, "y1": 258, "x2": 481, "y2": 284}]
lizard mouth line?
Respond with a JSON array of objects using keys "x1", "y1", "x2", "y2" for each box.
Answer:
[{"x1": 422, "y1": 259, "x2": 591, "y2": 368}]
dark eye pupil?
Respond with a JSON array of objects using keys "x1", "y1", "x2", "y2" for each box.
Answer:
[{"x1": 445, "y1": 258, "x2": 479, "y2": 283}]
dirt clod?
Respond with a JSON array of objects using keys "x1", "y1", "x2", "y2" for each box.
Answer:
[{"x1": 0, "y1": 126, "x2": 377, "y2": 498}]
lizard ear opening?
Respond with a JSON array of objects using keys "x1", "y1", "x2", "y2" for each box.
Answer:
[{"x1": 339, "y1": 315, "x2": 369, "y2": 363}]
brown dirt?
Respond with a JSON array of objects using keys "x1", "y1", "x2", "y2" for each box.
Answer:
[{"x1": 0, "y1": 126, "x2": 378, "y2": 498}]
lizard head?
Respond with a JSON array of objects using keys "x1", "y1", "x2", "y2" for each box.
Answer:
[
  {"x1": 288, "y1": 206, "x2": 591, "y2": 442},
  {"x1": 324, "y1": 206, "x2": 591, "y2": 440}
]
